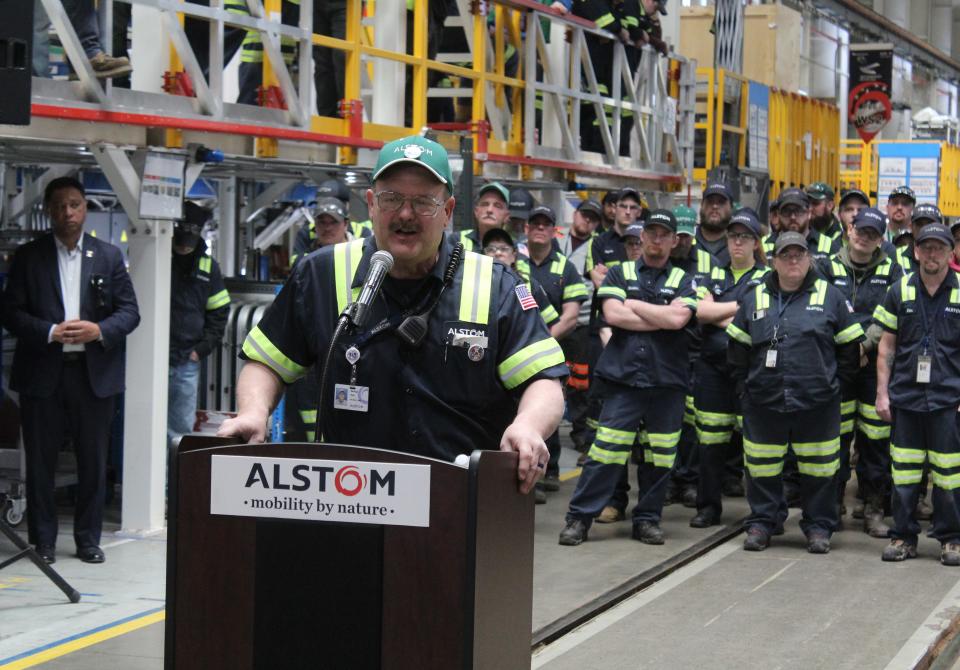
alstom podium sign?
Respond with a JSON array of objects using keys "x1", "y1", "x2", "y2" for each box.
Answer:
[{"x1": 210, "y1": 455, "x2": 431, "y2": 527}]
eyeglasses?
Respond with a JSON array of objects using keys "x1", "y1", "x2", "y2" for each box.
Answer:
[
  {"x1": 374, "y1": 191, "x2": 444, "y2": 217},
  {"x1": 728, "y1": 232, "x2": 755, "y2": 243},
  {"x1": 624, "y1": 238, "x2": 643, "y2": 246},
  {"x1": 776, "y1": 250, "x2": 808, "y2": 262},
  {"x1": 483, "y1": 244, "x2": 513, "y2": 254},
  {"x1": 527, "y1": 219, "x2": 554, "y2": 229},
  {"x1": 779, "y1": 207, "x2": 808, "y2": 219}
]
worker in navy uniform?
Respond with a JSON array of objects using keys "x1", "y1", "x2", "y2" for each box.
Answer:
[
  {"x1": 691, "y1": 208, "x2": 769, "y2": 528},
  {"x1": 291, "y1": 178, "x2": 371, "y2": 268},
  {"x1": 559, "y1": 209, "x2": 699, "y2": 546},
  {"x1": 727, "y1": 232, "x2": 864, "y2": 553},
  {"x1": 482, "y1": 227, "x2": 560, "y2": 334},
  {"x1": 289, "y1": 197, "x2": 353, "y2": 441},
  {"x1": 459, "y1": 182, "x2": 511, "y2": 252},
  {"x1": 817, "y1": 207, "x2": 901, "y2": 537},
  {"x1": 894, "y1": 203, "x2": 942, "y2": 275},
  {"x1": 697, "y1": 181, "x2": 734, "y2": 266},
  {"x1": 874, "y1": 223, "x2": 960, "y2": 566},
  {"x1": 763, "y1": 188, "x2": 840, "y2": 263},
  {"x1": 518, "y1": 204, "x2": 589, "y2": 491},
  {"x1": 168, "y1": 202, "x2": 231, "y2": 448},
  {"x1": 767, "y1": 195, "x2": 781, "y2": 236},
  {"x1": 601, "y1": 190, "x2": 619, "y2": 232},
  {"x1": 2, "y1": 176, "x2": 140, "y2": 564},
  {"x1": 806, "y1": 182, "x2": 843, "y2": 242},
  {"x1": 886, "y1": 185, "x2": 916, "y2": 249},
  {"x1": 217, "y1": 136, "x2": 567, "y2": 494}
]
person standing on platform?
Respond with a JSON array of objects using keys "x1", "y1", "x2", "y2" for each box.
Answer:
[
  {"x1": 519, "y1": 205, "x2": 589, "y2": 493},
  {"x1": 886, "y1": 185, "x2": 916, "y2": 249},
  {"x1": 559, "y1": 209, "x2": 698, "y2": 546},
  {"x1": 874, "y1": 223, "x2": 960, "y2": 565},
  {"x1": 218, "y1": 136, "x2": 567, "y2": 494},
  {"x1": 806, "y1": 182, "x2": 843, "y2": 242},
  {"x1": 697, "y1": 181, "x2": 734, "y2": 266},
  {"x1": 168, "y1": 202, "x2": 231, "y2": 449},
  {"x1": 727, "y1": 232, "x2": 863, "y2": 553},
  {"x1": 691, "y1": 208, "x2": 768, "y2": 528},
  {"x1": 817, "y1": 207, "x2": 900, "y2": 537},
  {"x1": 459, "y1": 182, "x2": 511, "y2": 252},
  {"x1": 2, "y1": 177, "x2": 140, "y2": 565}
]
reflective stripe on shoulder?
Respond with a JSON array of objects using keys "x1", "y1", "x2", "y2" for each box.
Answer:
[
  {"x1": 810, "y1": 279, "x2": 827, "y2": 306},
  {"x1": 334, "y1": 239, "x2": 365, "y2": 315},
  {"x1": 242, "y1": 325, "x2": 306, "y2": 383},
  {"x1": 497, "y1": 338, "x2": 565, "y2": 390},
  {"x1": 459, "y1": 252, "x2": 494, "y2": 325},
  {"x1": 754, "y1": 284, "x2": 770, "y2": 310},
  {"x1": 199, "y1": 256, "x2": 212, "y2": 274},
  {"x1": 665, "y1": 267, "x2": 684, "y2": 289},
  {"x1": 622, "y1": 263, "x2": 638, "y2": 282}
]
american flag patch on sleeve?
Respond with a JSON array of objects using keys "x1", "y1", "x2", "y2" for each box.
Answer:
[{"x1": 515, "y1": 284, "x2": 538, "y2": 311}]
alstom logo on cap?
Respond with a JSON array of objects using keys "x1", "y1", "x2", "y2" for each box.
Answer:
[
  {"x1": 244, "y1": 461, "x2": 396, "y2": 497},
  {"x1": 863, "y1": 210, "x2": 883, "y2": 223},
  {"x1": 650, "y1": 213, "x2": 672, "y2": 225},
  {"x1": 398, "y1": 144, "x2": 433, "y2": 158}
]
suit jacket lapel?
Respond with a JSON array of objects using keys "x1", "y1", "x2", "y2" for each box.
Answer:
[
  {"x1": 45, "y1": 234, "x2": 64, "y2": 313},
  {"x1": 80, "y1": 234, "x2": 95, "y2": 315}
]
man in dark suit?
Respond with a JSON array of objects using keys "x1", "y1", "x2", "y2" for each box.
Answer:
[{"x1": 2, "y1": 176, "x2": 140, "y2": 564}]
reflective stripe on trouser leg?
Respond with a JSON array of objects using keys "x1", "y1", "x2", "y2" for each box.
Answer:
[
  {"x1": 921, "y1": 407, "x2": 960, "y2": 544},
  {"x1": 632, "y1": 388, "x2": 686, "y2": 525},
  {"x1": 694, "y1": 359, "x2": 739, "y2": 516},
  {"x1": 840, "y1": 398, "x2": 856, "y2": 437},
  {"x1": 889, "y1": 407, "x2": 930, "y2": 545},
  {"x1": 856, "y1": 400, "x2": 892, "y2": 494},
  {"x1": 790, "y1": 398, "x2": 841, "y2": 536}
]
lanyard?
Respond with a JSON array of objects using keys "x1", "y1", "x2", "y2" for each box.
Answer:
[
  {"x1": 770, "y1": 290, "x2": 799, "y2": 348},
  {"x1": 915, "y1": 280, "x2": 949, "y2": 354}
]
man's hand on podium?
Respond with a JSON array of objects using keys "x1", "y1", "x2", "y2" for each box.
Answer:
[
  {"x1": 501, "y1": 379, "x2": 564, "y2": 495},
  {"x1": 216, "y1": 362, "x2": 283, "y2": 443},
  {"x1": 216, "y1": 413, "x2": 268, "y2": 443}
]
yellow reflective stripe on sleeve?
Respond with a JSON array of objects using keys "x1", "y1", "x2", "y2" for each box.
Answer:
[
  {"x1": 665, "y1": 267, "x2": 684, "y2": 289},
  {"x1": 596, "y1": 425, "x2": 636, "y2": 445},
  {"x1": 929, "y1": 451, "x2": 960, "y2": 469},
  {"x1": 541, "y1": 304, "x2": 559, "y2": 324},
  {"x1": 595, "y1": 13, "x2": 615, "y2": 28},
  {"x1": 242, "y1": 326, "x2": 307, "y2": 383},
  {"x1": 743, "y1": 439, "x2": 788, "y2": 458},
  {"x1": 459, "y1": 252, "x2": 494, "y2": 325},
  {"x1": 497, "y1": 338, "x2": 565, "y2": 390},
  {"x1": 334, "y1": 239, "x2": 365, "y2": 315},
  {"x1": 792, "y1": 438, "x2": 840, "y2": 457},
  {"x1": 206, "y1": 289, "x2": 231, "y2": 310},
  {"x1": 834, "y1": 323, "x2": 864, "y2": 345},
  {"x1": 680, "y1": 297, "x2": 698, "y2": 310},
  {"x1": 873, "y1": 305, "x2": 897, "y2": 330},
  {"x1": 726, "y1": 322, "x2": 751, "y2": 345},
  {"x1": 563, "y1": 282, "x2": 589, "y2": 300},
  {"x1": 891, "y1": 445, "x2": 926, "y2": 464},
  {"x1": 597, "y1": 286, "x2": 627, "y2": 300},
  {"x1": 587, "y1": 444, "x2": 630, "y2": 465},
  {"x1": 696, "y1": 286, "x2": 710, "y2": 299},
  {"x1": 797, "y1": 459, "x2": 840, "y2": 477}
]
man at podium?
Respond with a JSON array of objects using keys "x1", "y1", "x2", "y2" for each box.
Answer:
[{"x1": 218, "y1": 136, "x2": 567, "y2": 494}]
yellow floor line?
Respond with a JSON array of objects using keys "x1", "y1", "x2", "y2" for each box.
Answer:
[
  {"x1": 559, "y1": 468, "x2": 582, "y2": 482},
  {"x1": 2, "y1": 610, "x2": 166, "y2": 669}
]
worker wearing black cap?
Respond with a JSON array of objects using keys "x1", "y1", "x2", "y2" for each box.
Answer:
[
  {"x1": 874, "y1": 223, "x2": 960, "y2": 565},
  {"x1": 886, "y1": 185, "x2": 916, "y2": 248},
  {"x1": 698, "y1": 181, "x2": 734, "y2": 265},
  {"x1": 818, "y1": 207, "x2": 901, "y2": 536},
  {"x1": 768, "y1": 196, "x2": 781, "y2": 236},
  {"x1": 459, "y1": 182, "x2": 512, "y2": 252},
  {"x1": 601, "y1": 191, "x2": 619, "y2": 232},
  {"x1": 728, "y1": 232, "x2": 864, "y2": 553},
  {"x1": 895, "y1": 202, "x2": 942, "y2": 275},
  {"x1": 507, "y1": 187, "x2": 536, "y2": 247},
  {"x1": 519, "y1": 205, "x2": 589, "y2": 491},
  {"x1": 560, "y1": 209, "x2": 698, "y2": 546},
  {"x1": 806, "y1": 182, "x2": 843, "y2": 241},
  {"x1": 291, "y1": 178, "x2": 370, "y2": 267},
  {"x1": 690, "y1": 208, "x2": 769, "y2": 528},
  {"x1": 763, "y1": 188, "x2": 840, "y2": 263}
]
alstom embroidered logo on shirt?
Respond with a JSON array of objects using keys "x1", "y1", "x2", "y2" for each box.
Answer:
[{"x1": 515, "y1": 284, "x2": 538, "y2": 310}]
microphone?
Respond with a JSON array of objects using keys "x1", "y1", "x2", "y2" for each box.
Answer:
[{"x1": 350, "y1": 250, "x2": 394, "y2": 328}]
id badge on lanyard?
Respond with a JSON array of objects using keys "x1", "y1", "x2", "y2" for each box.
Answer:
[{"x1": 917, "y1": 336, "x2": 932, "y2": 384}]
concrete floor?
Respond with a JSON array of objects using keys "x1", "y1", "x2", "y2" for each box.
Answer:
[{"x1": 4, "y1": 439, "x2": 960, "y2": 669}]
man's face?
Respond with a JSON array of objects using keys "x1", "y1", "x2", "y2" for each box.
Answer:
[
  {"x1": 47, "y1": 187, "x2": 87, "y2": 240},
  {"x1": 624, "y1": 236, "x2": 643, "y2": 260},
  {"x1": 640, "y1": 225, "x2": 677, "y2": 264},
  {"x1": 616, "y1": 197, "x2": 642, "y2": 228},
  {"x1": 700, "y1": 194, "x2": 732, "y2": 231},
  {"x1": 572, "y1": 210, "x2": 599, "y2": 238},
  {"x1": 367, "y1": 166, "x2": 454, "y2": 270},
  {"x1": 779, "y1": 204, "x2": 810, "y2": 235},
  {"x1": 810, "y1": 198, "x2": 834, "y2": 220},
  {"x1": 953, "y1": 228, "x2": 960, "y2": 263},
  {"x1": 839, "y1": 197, "x2": 866, "y2": 228},
  {"x1": 525, "y1": 215, "x2": 555, "y2": 246},
  {"x1": 483, "y1": 238, "x2": 516, "y2": 266},
  {"x1": 915, "y1": 239, "x2": 952, "y2": 276},
  {"x1": 315, "y1": 214, "x2": 349, "y2": 247},
  {"x1": 769, "y1": 210, "x2": 780, "y2": 232},
  {"x1": 848, "y1": 225, "x2": 882, "y2": 257},
  {"x1": 473, "y1": 191, "x2": 509, "y2": 234},
  {"x1": 603, "y1": 200, "x2": 617, "y2": 223},
  {"x1": 671, "y1": 234, "x2": 693, "y2": 259},
  {"x1": 886, "y1": 196, "x2": 914, "y2": 227},
  {"x1": 911, "y1": 218, "x2": 935, "y2": 239}
]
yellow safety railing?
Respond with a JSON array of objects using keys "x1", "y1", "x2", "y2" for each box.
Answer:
[
  {"x1": 839, "y1": 139, "x2": 874, "y2": 196},
  {"x1": 940, "y1": 143, "x2": 960, "y2": 216}
]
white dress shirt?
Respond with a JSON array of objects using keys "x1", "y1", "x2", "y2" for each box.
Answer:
[{"x1": 50, "y1": 235, "x2": 85, "y2": 352}]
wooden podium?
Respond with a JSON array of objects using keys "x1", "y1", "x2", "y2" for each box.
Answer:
[{"x1": 164, "y1": 437, "x2": 535, "y2": 670}]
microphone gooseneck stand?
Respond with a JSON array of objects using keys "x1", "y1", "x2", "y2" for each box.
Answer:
[{"x1": 313, "y1": 305, "x2": 355, "y2": 443}]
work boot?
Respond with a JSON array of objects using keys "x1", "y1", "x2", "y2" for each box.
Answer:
[
  {"x1": 632, "y1": 521, "x2": 665, "y2": 545},
  {"x1": 663, "y1": 480, "x2": 682, "y2": 506},
  {"x1": 681, "y1": 484, "x2": 698, "y2": 508},
  {"x1": 535, "y1": 485, "x2": 547, "y2": 504},
  {"x1": 917, "y1": 495, "x2": 933, "y2": 521},
  {"x1": 864, "y1": 497, "x2": 890, "y2": 538},
  {"x1": 807, "y1": 530, "x2": 831, "y2": 554},
  {"x1": 690, "y1": 509, "x2": 720, "y2": 528},
  {"x1": 558, "y1": 519, "x2": 589, "y2": 546},
  {"x1": 881, "y1": 539, "x2": 917, "y2": 562},
  {"x1": 88, "y1": 52, "x2": 133, "y2": 79},
  {"x1": 595, "y1": 505, "x2": 625, "y2": 523},
  {"x1": 743, "y1": 526, "x2": 770, "y2": 552},
  {"x1": 942, "y1": 543, "x2": 960, "y2": 567},
  {"x1": 541, "y1": 474, "x2": 560, "y2": 492},
  {"x1": 722, "y1": 478, "x2": 745, "y2": 497}
]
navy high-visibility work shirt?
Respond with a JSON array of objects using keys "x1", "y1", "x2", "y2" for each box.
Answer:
[
  {"x1": 518, "y1": 249, "x2": 589, "y2": 313},
  {"x1": 698, "y1": 264, "x2": 769, "y2": 365},
  {"x1": 242, "y1": 232, "x2": 568, "y2": 460}
]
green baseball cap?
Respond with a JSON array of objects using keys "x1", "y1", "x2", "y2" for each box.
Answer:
[
  {"x1": 672, "y1": 205, "x2": 697, "y2": 236},
  {"x1": 371, "y1": 136, "x2": 454, "y2": 193},
  {"x1": 806, "y1": 182, "x2": 835, "y2": 201},
  {"x1": 478, "y1": 182, "x2": 509, "y2": 203}
]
